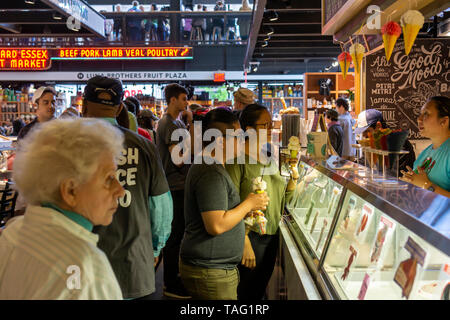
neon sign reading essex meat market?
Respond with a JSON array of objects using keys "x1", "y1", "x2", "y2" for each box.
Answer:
[{"x1": 0, "y1": 47, "x2": 193, "y2": 70}]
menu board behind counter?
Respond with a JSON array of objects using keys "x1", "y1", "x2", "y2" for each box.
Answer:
[{"x1": 365, "y1": 38, "x2": 450, "y2": 140}]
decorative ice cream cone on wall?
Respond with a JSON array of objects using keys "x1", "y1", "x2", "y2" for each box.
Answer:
[
  {"x1": 349, "y1": 43, "x2": 365, "y2": 74},
  {"x1": 381, "y1": 21, "x2": 401, "y2": 62},
  {"x1": 400, "y1": 10, "x2": 425, "y2": 56},
  {"x1": 338, "y1": 52, "x2": 352, "y2": 80}
]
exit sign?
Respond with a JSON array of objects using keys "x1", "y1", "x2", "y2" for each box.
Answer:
[{"x1": 214, "y1": 73, "x2": 225, "y2": 82}]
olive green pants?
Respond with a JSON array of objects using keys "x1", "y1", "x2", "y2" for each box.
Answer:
[{"x1": 179, "y1": 260, "x2": 239, "y2": 300}]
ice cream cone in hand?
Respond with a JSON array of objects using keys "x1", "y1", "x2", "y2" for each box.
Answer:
[
  {"x1": 338, "y1": 52, "x2": 352, "y2": 79},
  {"x1": 252, "y1": 177, "x2": 267, "y2": 194},
  {"x1": 381, "y1": 21, "x2": 401, "y2": 62},
  {"x1": 349, "y1": 43, "x2": 365, "y2": 74},
  {"x1": 400, "y1": 10, "x2": 424, "y2": 56},
  {"x1": 288, "y1": 136, "x2": 301, "y2": 159}
]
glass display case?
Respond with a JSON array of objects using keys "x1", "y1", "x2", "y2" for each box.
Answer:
[{"x1": 283, "y1": 156, "x2": 450, "y2": 300}]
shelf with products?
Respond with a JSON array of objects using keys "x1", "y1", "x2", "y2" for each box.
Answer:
[
  {"x1": 262, "y1": 97, "x2": 304, "y2": 118},
  {"x1": 282, "y1": 156, "x2": 450, "y2": 300},
  {"x1": 303, "y1": 72, "x2": 355, "y2": 119}
]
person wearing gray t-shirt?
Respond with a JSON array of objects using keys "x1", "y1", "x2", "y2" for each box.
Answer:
[
  {"x1": 180, "y1": 108, "x2": 269, "y2": 300},
  {"x1": 156, "y1": 83, "x2": 191, "y2": 299}
]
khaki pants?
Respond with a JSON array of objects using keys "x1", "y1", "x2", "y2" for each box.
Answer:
[{"x1": 179, "y1": 260, "x2": 239, "y2": 300}]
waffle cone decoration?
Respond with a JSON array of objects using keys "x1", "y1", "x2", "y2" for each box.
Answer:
[
  {"x1": 338, "y1": 52, "x2": 352, "y2": 79},
  {"x1": 349, "y1": 43, "x2": 365, "y2": 74},
  {"x1": 400, "y1": 10, "x2": 424, "y2": 56},
  {"x1": 381, "y1": 21, "x2": 401, "y2": 62}
]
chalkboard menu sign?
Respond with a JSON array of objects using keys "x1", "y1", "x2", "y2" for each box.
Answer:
[
  {"x1": 324, "y1": 0, "x2": 350, "y2": 25},
  {"x1": 365, "y1": 38, "x2": 450, "y2": 139}
]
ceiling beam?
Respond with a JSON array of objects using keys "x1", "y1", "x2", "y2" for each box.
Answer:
[
  {"x1": 244, "y1": 0, "x2": 267, "y2": 70},
  {"x1": 255, "y1": 57, "x2": 334, "y2": 61},
  {"x1": 258, "y1": 33, "x2": 322, "y2": 37},
  {"x1": 265, "y1": 22, "x2": 321, "y2": 25},
  {"x1": 0, "y1": 33, "x2": 93, "y2": 37},
  {"x1": 0, "y1": 23, "x2": 22, "y2": 34}
]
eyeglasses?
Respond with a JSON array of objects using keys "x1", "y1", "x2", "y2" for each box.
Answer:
[{"x1": 254, "y1": 122, "x2": 273, "y2": 130}]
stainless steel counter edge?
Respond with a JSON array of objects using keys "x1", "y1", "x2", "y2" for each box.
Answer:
[
  {"x1": 279, "y1": 222, "x2": 322, "y2": 300},
  {"x1": 299, "y1": 155, "x2": 450, "y2": 256}
]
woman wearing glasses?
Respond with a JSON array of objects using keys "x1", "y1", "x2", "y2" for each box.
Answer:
[{"x1": 226, "y1": 104, "x2": 299, "y2": 300}]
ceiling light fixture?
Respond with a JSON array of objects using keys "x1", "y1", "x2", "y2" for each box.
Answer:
[
  {"x1": 25, "y1": 0, "x2": 35, "y2": 4},
  {"x1": 52, "y1": 12, "x2": 63, "y2": 20},
  {"x1": 264, "y1": 35, "x2": 271, "y2": 41},
  {"x1": 332, "y1": 61, "x2": 339, "y2": 67},
  {"x1": 268, "y1": 11, "x2": 278, "y2": 22},
  {"x1": 267, "y1": 27, "x2": 274, "y2": 36},
  {"x1": 262, "y1": 41, "x2": 268, "y2": 47}
]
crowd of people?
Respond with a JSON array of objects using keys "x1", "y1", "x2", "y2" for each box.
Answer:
[
  {"x1": 110, "y1": 0, "x2": 251, "y2": 44},
  {"x1": 0, "y1": 76, "x2": 448, "y2": 300}
]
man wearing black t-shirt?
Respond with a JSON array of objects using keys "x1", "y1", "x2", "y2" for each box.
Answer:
[{"x1": 82, "y1": 76, "x2": 173, "y2": 299}]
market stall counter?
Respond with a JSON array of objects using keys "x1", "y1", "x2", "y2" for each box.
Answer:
[{"x1": 276, "y1": 155, "x2": 449, "y2": 300}]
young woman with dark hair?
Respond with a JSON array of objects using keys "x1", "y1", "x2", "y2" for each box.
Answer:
[
  {"x1": 179, "y1": 108, "x2": 269, "y2": 300},
  {"x1": 401, "y1": 96, "x2": 450, "y2": 197},
  {"x1": 336, "y1": 97, "x2": 356, "y2": 159},
  {"x1": 325, "y1": 109, "x2": 344, "y2": 157},
  {"x1": 226, "y1": 104, "x2": 299, "y2": 300}
]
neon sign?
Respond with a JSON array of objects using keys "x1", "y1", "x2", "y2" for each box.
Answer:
[
  {"x1": 0, "y1": 49, "x2": 50, "y2": 70},
  {"x1": 0, "y1": 47, "x2": 193, "y2": 71},
  {"x1": 214, "y1": 73, "x2": 225, "y2": 82},
  {"x1": 54, "y1": 47, "x2": 193, "y2": 60}
]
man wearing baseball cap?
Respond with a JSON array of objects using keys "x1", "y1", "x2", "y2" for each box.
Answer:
[
  {"x1": 82, "y1": 75, "x2": 173, "y2": 299},
  {"x1": 17, "y1": 86, "x2": 57, "y2": 140},
  {"x1": 356, "y1": 109, "x2": 415, "y2": 175},
  {"x1": 137, "y1": 109, "x2": 159, "y2": 142}
]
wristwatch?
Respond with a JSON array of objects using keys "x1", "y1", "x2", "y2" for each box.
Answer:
[{"x1": 424, "y1": 181, "x2": 435, "y2": 192}]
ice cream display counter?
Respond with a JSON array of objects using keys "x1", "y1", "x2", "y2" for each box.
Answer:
[{"x1": 279, "y1": 156, "x2": 450, "y2": 300}]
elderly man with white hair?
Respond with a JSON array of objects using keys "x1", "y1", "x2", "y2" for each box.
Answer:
[{"x1": 0, "y1": 118, "x2": 126, "y2": 299}]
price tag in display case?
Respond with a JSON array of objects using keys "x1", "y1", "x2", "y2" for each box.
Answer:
[{"x1": 357, "y1": 273, "x2": 371, "y2": 300}]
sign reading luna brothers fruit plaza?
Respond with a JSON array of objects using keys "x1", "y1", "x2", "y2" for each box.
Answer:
[{"x1": 365, "y1": 38, "x2": 449, "y2": 140}]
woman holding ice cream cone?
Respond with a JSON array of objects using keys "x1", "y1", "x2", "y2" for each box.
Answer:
[{"x1": 226, "y1": 104, "x2": 299, "y2": 300}]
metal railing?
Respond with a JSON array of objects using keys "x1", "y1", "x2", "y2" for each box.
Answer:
[{"x1": 0, "y1": 11, "x2": 252, "y2": 47}]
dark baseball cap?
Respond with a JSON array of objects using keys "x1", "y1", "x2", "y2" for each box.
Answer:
[
  {"x1": 139, "y1": 109, "x2": 159, "y2": 121},
  {"x1": 84, "y1": 76, "x2": 123, "y2": 106},
  {"x1": 355, "y1": 109, "x2": 384, "y2": 135}
]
